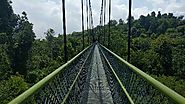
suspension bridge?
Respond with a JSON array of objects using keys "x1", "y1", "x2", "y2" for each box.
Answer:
[{"x1": 9, "y1": 0, "x2": 185, "y2": 104}]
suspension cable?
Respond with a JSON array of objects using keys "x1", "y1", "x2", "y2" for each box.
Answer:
[
  {"x1": 100, "y1": 0, "x2": 103, "y2": 26},
  {"x1": 62, "y1": 0, "x2": 68, "y2": 63},
  {"x1": 81, "y1": 0, "x2": 85, "y2": 49},
  {"x1": 108, "y1": 0, "x2": 111, "y2": 48},
  {"x1": 128, "y1": 0, "x2": 132, "y2": 62},
  {"x1": 86, "y1": 0, "x2": 90, "y2": 45},
  {"x1": 99, "y1": 0, "x2": 104, "y2": 43},
  {"x1": 89, "y1": 0, "x2": 94, "y2": 42},
  {"x1": 103, "y1": 0, "x2": 106, "y2": 44},
  {"x1": 89, "y1": 0, "x2": 93, "y2": 29}
]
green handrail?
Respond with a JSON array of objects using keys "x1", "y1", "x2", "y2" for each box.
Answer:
[
  {"x1": 61, "y1": 45, "x2": 93, "y2": 104},
  {"x1": 8, "y1": 45, "x2": 92, "y2": 104},
  {"x1": 99, "y1": 45, "x2": 134, "y2": 104},
  {"x1": 100, "y1": 44, "x2": 185, "y2": 104}
]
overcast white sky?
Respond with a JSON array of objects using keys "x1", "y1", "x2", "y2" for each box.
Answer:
[{"x1": 11, "y1": 0, "x2": 185, "y2": 38}]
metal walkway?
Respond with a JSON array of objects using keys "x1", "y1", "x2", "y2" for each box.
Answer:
[
  {"x1": 9, "y1": 44, "x2": 185, "y2": 104},
  {"x1": 87, "y1": 45, "x2": 113, "y2": 104}
]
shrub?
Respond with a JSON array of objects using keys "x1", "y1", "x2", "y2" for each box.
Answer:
[{"x1": 0, "y1": 75, "x2": 28, "y2": 104}]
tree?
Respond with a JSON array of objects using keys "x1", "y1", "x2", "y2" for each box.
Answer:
[
  {"x1": 51, "y1": 39, "x2": 61, "y2": 59},
  {"x1": 162, "y1": 13, "x2": 168, "y2": 18},
  {"x1": 168, "y1": 13, "x2": 174, "y2": 18},
  {"x1": 0, "y1": 33, "x2": 8, "y2": 44},
  {"x1": 177, "y1": 15, "x2": 184, "y2": 20},
  {"x1": 177, "y1": 25, "x2": 185, "y2": 36},
  {"x1": 158, "y1": 41, "x2": 173, "y2": 75},
  {"x1": 139, "y1": 15, "x2": 150, "y2": 31},
  {"x1": 131, "y1": 27, "x2": 141, "y2": 37},
  {"x1": 108, "y1": 20, "x2": 118, "y2": 26},
  {"x1": 118, "y1": 19, "x2": 124, "y2": 25},
  {"x1": 0, "y1": 0, "x2": 17, "y2": 34},
  {"x1": 10, "y1": 12, "x2": 35, "y2": 75},
  {"x1": 151, "y1": 11, "x2": 156, "y2": 17},
  {"x1": 127, "y1": 16, "x2": 134, "y2": 25},
  {"x1": 0, "y1": 75, "x2": 28, "y2": 103},
  {"x1": 152, "y1": 35, "x2": 174, "y2": 76},
  {"x1": 147, "y1": 17, "x2": 158, "y2": 35},
  {"x1": 45, "y1": 28, "x2": 55, "y2": 42},
  {"x1": 173, "y1": 48, "x2": 185, "y2": 79},
  {"x1": 44, "y1": 29, "x2": 61, "y2": 59},
  {"x1": 157, "y1": 11, "x2": 162, "y2": 18},
  {"x1": 132, "y1": 37, "x2": 151, "y2": 51},
  {"x1": 0, "y1": 44, "x2": 11, "y2": 80},
  {"x1": 156, "y1": 19, "x2": 169, "y2": 34},
  {"x1": 0, "y1": 1, "x2": 35, "y2": 75}
]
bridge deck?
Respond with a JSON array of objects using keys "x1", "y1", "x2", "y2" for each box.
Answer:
[
  {"x1": 87, "y1": 45, "x2": 113, "y2": 104},
  {"x1": 8, "y1": 44, "x2": 185, "y2": 104}
]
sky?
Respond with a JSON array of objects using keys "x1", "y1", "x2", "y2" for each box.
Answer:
[{"x1": 11, "y1": 0, "x2": 185, "y2": 38}]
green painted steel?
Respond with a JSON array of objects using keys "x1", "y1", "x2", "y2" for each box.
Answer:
[
  {"x1": 8, "y1": 45, "x2": 92, "y2": 104},
  {"x1": 99, "y1": 45, "x2": 134, "y2": 104},
  {"x1": 100, "y1": 44, "x2": 185, "y2": 104},
  {"x1": 61, "y1": 45, "x2": 93, "y2": 104},
  {"x1": 8, "y1": 43, "x2": 185, "y2": 104}
]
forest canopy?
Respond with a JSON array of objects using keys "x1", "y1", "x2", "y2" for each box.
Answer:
[{"x1": 0, "y1": 0, "x2": 185, "y2": 103}]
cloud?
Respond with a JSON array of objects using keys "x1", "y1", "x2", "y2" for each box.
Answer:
[
  {"x1": 133, "y1": 7, "x2": 151, "y2": 19},
  {"x1": 165, "y1": 0, "x2": 185, "y2": 16},
  {"x1": 146, "y1": 0, "x2": 185, "y2": 16},
  {"x1": 12, "y1": 0, "x2": 62, "y2": 39},
  {"x1": 11, "y1": 0, "x2": 185, "y2": 38},
  {"x1": 112, "y1": 4, "x2": 128, "y2": 21}
]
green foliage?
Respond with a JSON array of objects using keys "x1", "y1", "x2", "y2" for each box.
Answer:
[
  {"x1": 172, "y1": 39, "x2": 185, "y2": 79},
  {"x1": 0, "y1": 45, "x2": 11, "y2": 79},
  {"x1": 108, "y1": 20, "x2": 118, "y2": 26},
  {"x1": 155, "y1": 75, "x2": 185, "y2": 97},
  {"x1": 10, "y1": 12, "x2": 35, "y2": 75},
  {"x1": 0, "y1": 3, "x2": 185, "y2": 102},
  {"x1": 45, "y1": 28, "x2": 55, "y2": 42},
  {"x1": 1, "y1": 0, "x2": 35, "y2": 75},
  {"x1": 132, "y1": 37, "x2": 151, "y2": 51},
  {"x1": 0, "y1": 33, "x2": 8, "y2": 44},
  {"x1": 98, "y1": 11, "x2": 185, "y2": 79},
  {"x1": 0, "y1": 75, "x2": 28, "y2": 104},
  {"x1": 101, "y1": 11, "x2": 185, "y2": 97},
  {"x1": 118, "y1": 19, "x2": 124, "y2": 25},
  {"x1": 0, "y1": 0, "x2": 17, "y2": 34},
  {"x1": 177, "y1": 25, "x2": 185, "y2": 36}
]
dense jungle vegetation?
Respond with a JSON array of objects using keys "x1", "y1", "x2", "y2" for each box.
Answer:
[{"x1": 0, "y1": 0, "x2": 185, "y2": 103}]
